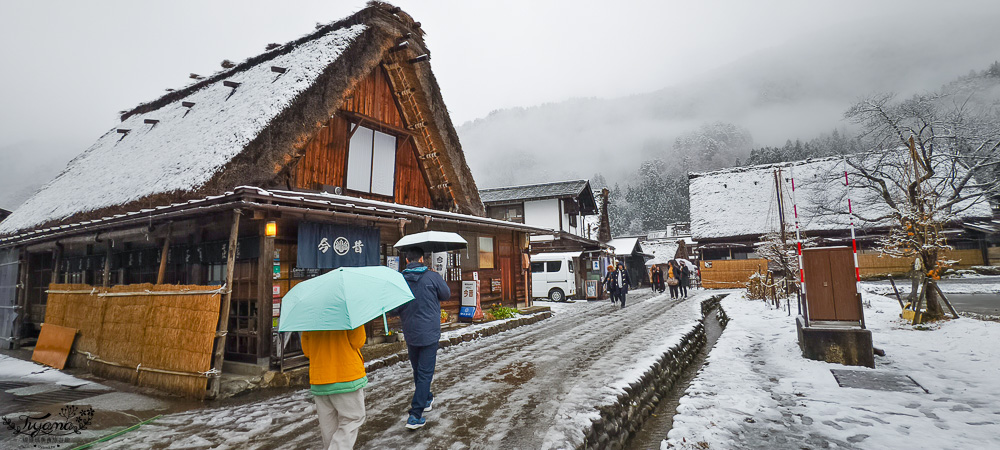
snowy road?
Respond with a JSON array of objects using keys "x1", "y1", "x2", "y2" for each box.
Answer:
[{"x1": 95, "y1": 288, "x2": 706, "y2": 450}]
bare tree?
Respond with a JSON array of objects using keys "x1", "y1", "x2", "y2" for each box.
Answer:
[{"x1": 844, "y1": 91, "x2": 1000, "y2": 320}]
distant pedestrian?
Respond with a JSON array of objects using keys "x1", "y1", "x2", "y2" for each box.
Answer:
[
  {"x1": 650, "y1": 265, "x2": 665, "y2": 293},
  {"x1": 603, "y1": 264, "x2": 618, "y2": 305},
  {"x1": 679, "y1": 262, "x2": 691, "y2": 298},
  {"x1": 666, "y1": 261, "x2": 680, "y2": 299},
  {"x1": 391, "y1": 247, "x2": 451, "y2": 430},
  {"x1": 614, "y1": 262, "x2": 632, "y2": 307},
  {"x1": 301, "y1": 326, "x2": 367, "y2": 449}
]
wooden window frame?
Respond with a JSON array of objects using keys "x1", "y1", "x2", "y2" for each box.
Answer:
[{"x1": 342, "y1": 112, "x2": 415, "y2": 202}]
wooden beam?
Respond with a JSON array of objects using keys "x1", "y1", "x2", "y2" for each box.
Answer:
[
  {"x1": 156, "y1": 222, "x2": 173, "y2": 284},
  {"x1": 209, "y1": 209, "x2": 241, "y2": 399},
  {"x1": 257, "y1": 220, "x2": 275, "y2": 364}
]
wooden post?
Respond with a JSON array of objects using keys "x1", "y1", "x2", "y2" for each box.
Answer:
[
  {"x1": 156, "y1": 222, "x2": 173, "y2": 285},
  {"x1": 209, "y1": 209, "x2": 241, "y2": 399},
  {"x1": 888, "y1": 277, "x2": 906, "y2": 309},
  {"x1": 14, "y1": 248, "x2": 28, "y2": 349},
  {"x1": 931, "y1": 282, "x2": 960, "y2": 319},
  {"x1": 257, "y1": 219, "x2": 275, "y2": 365},
  {"x1": 52, "y1": 243, "x2": 63, "y2": 285},
  {"x1": 102, "y1": 241, "x2": 112, "y2": 287}
]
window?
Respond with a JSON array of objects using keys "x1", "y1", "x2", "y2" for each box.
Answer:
[
  {"x1": 478, "y1": 237, "x2": 494, "y2": 269},
  {"x1": 568, "y1": 214, "x2": 577, "y2": 228},
  {"x1": 346, "y1": 123, "x2": 396, "y2": 196},
  {"x1": 546, "y1": 261, "x2": 561, "y2": 272},
  {"x1": 568, "y1": 260, "x2": 575, "y2": 273},
  {"x1": 531, "y1": 262, "x2": 545, "y2": 273}
]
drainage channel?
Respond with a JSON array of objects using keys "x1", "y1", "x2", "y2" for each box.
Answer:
[{"x1": 626, "y1": 306, "x2": 726, "y2": 450}]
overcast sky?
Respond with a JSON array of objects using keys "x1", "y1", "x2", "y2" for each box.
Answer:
[{"x1": 1, "y1": 0, "x2": 998, "y2": 209}]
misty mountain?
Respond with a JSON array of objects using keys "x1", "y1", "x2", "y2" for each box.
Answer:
[
  {"x1": 0, "y1": 141, "x2": 73, "y2": 211},
  {"x1": 458, "y1": 15, "x2": 1000, "y2": 190}
]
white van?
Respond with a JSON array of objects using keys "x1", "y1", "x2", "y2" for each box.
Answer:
[{"x1": 530, "y1": 252, "x2": 578, "y2": 302}]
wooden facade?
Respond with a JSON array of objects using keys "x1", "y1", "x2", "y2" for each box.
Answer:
[{"x1": 292, "y1": 67, "x2": 434, "y2": 209}]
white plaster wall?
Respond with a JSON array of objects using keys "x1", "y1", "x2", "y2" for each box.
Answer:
[{"x1": 524, "y1": 199, "x2": 561, "y2": 231}]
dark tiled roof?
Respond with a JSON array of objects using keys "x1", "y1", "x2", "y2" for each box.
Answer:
[{"x1": 480, "y1": 180, "x2": 590, "y2": 204}]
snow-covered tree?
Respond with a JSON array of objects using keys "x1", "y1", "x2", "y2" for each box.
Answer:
[{"x1": 844, "y1": 90, "x2": 1000, "y2": 320}]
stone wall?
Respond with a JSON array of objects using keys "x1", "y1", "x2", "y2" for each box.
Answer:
[{"x1": 579, "y1": 295, "x2": 729, "y2": 450}]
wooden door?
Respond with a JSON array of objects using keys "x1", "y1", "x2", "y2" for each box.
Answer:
[
  {"x1": 803, "y1": 247, "x2": 860, "y2": 321},
  {"x1": 803, "y1": 248, "x2": 836, "y2": 320},
  {"x1": 498, "y1": 239, "x2": 514, "y2": 302}
]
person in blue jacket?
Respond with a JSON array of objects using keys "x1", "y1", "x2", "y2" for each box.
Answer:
[{"x1": 391, "y1": 247, "x2": 451, "y2": 430}]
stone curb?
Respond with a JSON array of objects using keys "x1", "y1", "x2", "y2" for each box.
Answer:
[
  {"x1": 578, "y1": 294, "x2": 730, "y2": 450},
  {"x1": 363, "y1": 311, "x2": 554, "y2": 373}
]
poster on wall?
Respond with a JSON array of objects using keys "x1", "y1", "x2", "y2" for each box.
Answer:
[
  {"x1": 297, "y1": 222, "x2": 380, "y2": 269},
  {"x1": 386, "y1": 256, "x2": 400, "y2": 271},
  {"x1": 586, "y1": 280, "x2": 598, "y2": 299}
]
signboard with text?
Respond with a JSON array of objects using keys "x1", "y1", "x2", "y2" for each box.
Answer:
[{"x1": 297, "y1": 222, "x2": 380, "y2": 269}]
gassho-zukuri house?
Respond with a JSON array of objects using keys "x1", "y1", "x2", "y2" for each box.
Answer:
[
  {"x1": 689, "y1": 155, "x2": 994, "y2": 288},
  {"x1": 0, "y1": 3, "x2": 549, "y2": 398}
]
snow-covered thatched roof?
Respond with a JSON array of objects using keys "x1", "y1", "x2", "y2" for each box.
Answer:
[
  {"x1": 689, "y1": 154, "x2": 993, "y2": 241},
  {"x1": 641, "y1": 240, "x2": 678, "y2": 266},
  {"x1": 0, "y1": 2, "x2": 484, "y2": 236}
]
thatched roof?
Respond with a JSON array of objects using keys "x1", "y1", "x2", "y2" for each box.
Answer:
[
  {"x1": 0, "y1": 2, "x2": 483, "y2": 236},
  {"x1": 689, "y1": 154, "x2": 993, "y2": 241}
]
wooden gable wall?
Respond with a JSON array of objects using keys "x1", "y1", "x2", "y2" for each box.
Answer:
[{"x1": 292, "y1": 66, "x2": 434, "y2": 209}]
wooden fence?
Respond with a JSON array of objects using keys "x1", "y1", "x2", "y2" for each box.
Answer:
[
  {"x1": 700, "y1": 249, "x2": 986, "y2": 289},
  {"x1": 858, "y1": 249, "x2": 984, "y2": 276},
  {"x1": 44, "y1": 283, "x2": 223, "y2": 398},
  {"x1": 700, "y1": 259, "x2": 769, "y2": 289}
]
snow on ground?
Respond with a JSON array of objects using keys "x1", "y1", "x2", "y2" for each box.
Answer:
[
  {"x1": 0, "y1": 353, "x2": 108, "y2": 389},
  {"x1": 664, "y1": 289, "x2": 1000, "y2": 449},
  {"x1": 860, "y1": 279, "x2": 1000, "y2": 295}
]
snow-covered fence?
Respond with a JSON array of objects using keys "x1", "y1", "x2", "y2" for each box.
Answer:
[{"x1": 579, "y1": 295, "x2": 729, "y2": 450}]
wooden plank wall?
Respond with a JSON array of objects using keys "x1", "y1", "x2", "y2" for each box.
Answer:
[
  {"x1": 292, "y1": 65, "x2": 434, "y2": 209},
  {"x1": 340, "y1": 66, "x2": 405, "y2": 128}
]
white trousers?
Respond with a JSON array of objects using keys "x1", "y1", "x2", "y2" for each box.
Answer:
[{"x1": 314, "y1": 389, "x2": 366, "y2": 450}]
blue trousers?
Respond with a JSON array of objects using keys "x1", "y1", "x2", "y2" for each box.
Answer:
[{"x1": 407, "y1": 342, "x2": 437, "y2": 419}]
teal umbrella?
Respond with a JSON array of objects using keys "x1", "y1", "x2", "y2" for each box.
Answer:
[{"x1": 278, "y1": 266, "x2": 414, "y2": 332}]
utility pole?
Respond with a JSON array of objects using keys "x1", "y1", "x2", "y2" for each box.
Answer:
[{"x1": 774, "y1": 169, "x2": 790, "y2": 294}]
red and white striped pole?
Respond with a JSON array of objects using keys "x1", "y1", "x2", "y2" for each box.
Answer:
[
  {"x1": 788, "y1": 166, "x2": 808, "y2": 323},
  {"x1": 843, "y1": 158, "x2": 861, "y2": 282}
]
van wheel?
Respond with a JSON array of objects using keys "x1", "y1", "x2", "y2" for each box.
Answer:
[{"x1": 549, "y1": 288, "x2": 565, "y2": 302}]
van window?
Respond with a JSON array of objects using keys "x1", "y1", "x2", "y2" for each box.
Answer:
[
  {"x1": 531, "y1": 262, "x2": 545, "y2": 273},
  {"x1": 568, "y1": 260, "x2": 574, "y2": 273},
  {"x1": 546, "y1": 261, "x2": 561, "y2": 272}
]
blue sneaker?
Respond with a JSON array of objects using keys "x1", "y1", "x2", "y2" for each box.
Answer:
[
  {"x1": 424, "y1": 397, "x2": 434, "y2": 412},
  {"x1": 405, "y1": 415, "x2": 426, "y2": 430}
]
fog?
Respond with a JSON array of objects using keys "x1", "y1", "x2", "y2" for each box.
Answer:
[{"x1": 1, "y1": 0, "x2": 998, "y2": 209}]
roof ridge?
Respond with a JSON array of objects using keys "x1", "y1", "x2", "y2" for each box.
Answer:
[
  {"x1": 120, "y1": 2, "x2": 419, "y2": 121},
  {"x1": 480, "y1": 179, "x2": 589, "y2": 192}
]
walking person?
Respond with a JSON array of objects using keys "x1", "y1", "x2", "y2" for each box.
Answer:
[
  {"x1": 392, "y1": 247, "x2": 451, "y2": 430},
  {"x1": 679, "y1": 261, "x2": 691, "y2": 298},
  {"x1": 650, "y1": 265, "x2": 665, "y2": 293},
  {"x1": 603, "y1": 264, "x2": 618, "y2": 306},
  {"x1": 615, "y1": 262, "x2": 632, "y2": 307},
  {"x1": 301, "y1": 326, "x2": 368, "y2": 449},
  {"x1": 666, "y1": 260, "x2": 680, "y2": 299}
]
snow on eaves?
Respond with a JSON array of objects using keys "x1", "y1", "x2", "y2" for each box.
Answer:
[
  {"x1": 0, "y1": 24, "x2": 366, "y2": 235},
  {"x1": 689, "y1": 155, "x2": 993, "y2": 240}
]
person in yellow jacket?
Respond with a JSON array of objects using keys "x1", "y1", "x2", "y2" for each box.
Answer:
[{"x1": 301, "y1": 326, "x2": 367, "y2": 449}]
